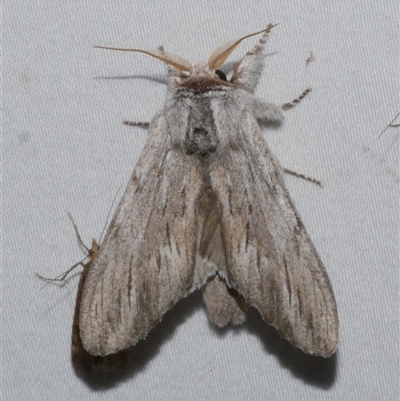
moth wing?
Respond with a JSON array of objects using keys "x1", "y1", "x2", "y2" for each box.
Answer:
[
  {"x1": 210, "y1": 113, "x2": 339, "y2": 357},
  {"x1": 71, "y1": 243, "x2": 101, "y2": 372},
  {"x1": 71, "y1": 243, "x2": 129, "y2": 372},
  {"x1": 80, "y1": 115, "x2": 203, "y2": 356}
]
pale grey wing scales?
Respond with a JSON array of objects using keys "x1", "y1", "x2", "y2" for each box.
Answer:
[
  {"x1": 209, "y1": 113, "x2": 338, "y2": 357},
  {"x1": 80, "y1": 116, "x2": 203, "y2": 356}
]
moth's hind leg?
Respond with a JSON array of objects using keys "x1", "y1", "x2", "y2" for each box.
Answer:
[
  {"x1": 281, "y1": 88, "x2": 312, "y2": 109},
  {"x1": 283, "y1": 168, "x2": 322, "y2": 187},
  {"x1": 123, "y1": 120, "x2": 150, "y2": 128}
]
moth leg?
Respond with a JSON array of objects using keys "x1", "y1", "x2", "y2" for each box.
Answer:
[
  {"x1": 251, "y1": 97, "x2": 284, "y2": 122},
  {"x1": 281, "y1": 88, "x2": 312, "y2": 109},
  {"x1": 283, "y1": 168, "x2": 323, "y2": 187},
  {"x1": 231, "y1": 23, "x2": 276, "y2": 92},
  {"x1": 203, "y1": 275, "x2": 247, "y2": 327},
  {"x1": 36, "y1": 260, "x2": 86, "y2": 285},
  {"x1": 279, "y1": 87, "x2": 321, "y2": 186},
  {"x1": 36, "y1": 214, "x2": 92, "y2": 284},
  {"x1": 123, "y1": 120, "x2": 150, "y2": 128}
]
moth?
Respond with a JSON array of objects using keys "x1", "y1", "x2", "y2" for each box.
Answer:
[
  {"x1": 81, "y1": 24, "x2": 339, "y2": 358},
  {"x1": 38, "y1": 215, "x2": 129, "y2": 372},
  {"x1": 71, "y1": 236, "x2": 130, "y2": 372}
]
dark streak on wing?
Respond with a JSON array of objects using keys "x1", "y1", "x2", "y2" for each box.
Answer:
[
  {"x1": 117, "y1": 288, "x2": 122, "y2": 325},
  {"x1": 283, "y1": 257, "x2": 292, "y2": 307},
  {"x1": 227, "y1": 185, "x2": 233, "y2": 215},
  {"x1": 245, "y1": 221, "x2": 250, "y2": 251},
  {"x1": 180, "y1": 186, "x2": 186, "y2": 217},
  {"x1": 166, "y1": 222, "x2": 172, "y2": 251},
  {"x1": 128, "y1": 256, "x2": 134, "y2": 308},
  {"x1": 297, "y1": 287, "x2": 303, "y2": 319}
]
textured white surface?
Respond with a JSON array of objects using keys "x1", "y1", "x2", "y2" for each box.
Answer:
[{"x1": 3, "y1": 1, "x2": 399, "y2": 400}]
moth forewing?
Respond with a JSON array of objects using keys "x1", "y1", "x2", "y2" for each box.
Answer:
[
  {"x1": 72, "y1": 238, "x2": 129, "y2": 372},
  {"x1": 38, "y1": 214, "x2": 130, "y2": 371},
  {"x1": 83, "y1": 25, "x2": 338, "y2": 358},
  {"x1": 80, "y1": 121, "x2": 203, "y2": 356}
]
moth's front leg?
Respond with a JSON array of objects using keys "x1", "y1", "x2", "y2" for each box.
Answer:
[
  {"x1": 231, "y1": 23, "x2": 276, "y2": 93},
  {"x1": 281, "y1": 88, "x2": 312, "y2": 109},
  {"x1": 250, "y1": 97, "x2": 284, "y2": 122}
]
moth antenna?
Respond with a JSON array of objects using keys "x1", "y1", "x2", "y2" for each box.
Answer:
[
  {"x1": 94, "y1": 46, "x2": 192, "y2": 72},
  {"x1": 36, "y1": 214, "x2": 94, "y2": 288},
  {"x1": 208, "y1": 23, "x2": 278, "y2": 70}
]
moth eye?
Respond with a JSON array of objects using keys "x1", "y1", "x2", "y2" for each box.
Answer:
[{"x1": 215, "y1": 69, "x2": 227, "y2": 81}]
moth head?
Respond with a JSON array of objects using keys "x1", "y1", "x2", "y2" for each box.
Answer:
[{"x1": 94, "y1": 26, "x2": 275, "y2": 81}]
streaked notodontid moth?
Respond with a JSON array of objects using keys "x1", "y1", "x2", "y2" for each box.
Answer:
[
  {"x1": 37, "y1": 215, "x2": 129, "y2": 372},
  {"x1": 82, "y1": 24, "x2": 338, "y2": 358},
  {"x1": 70, "y1": 235, "x2": 130, "y2": 372}
]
